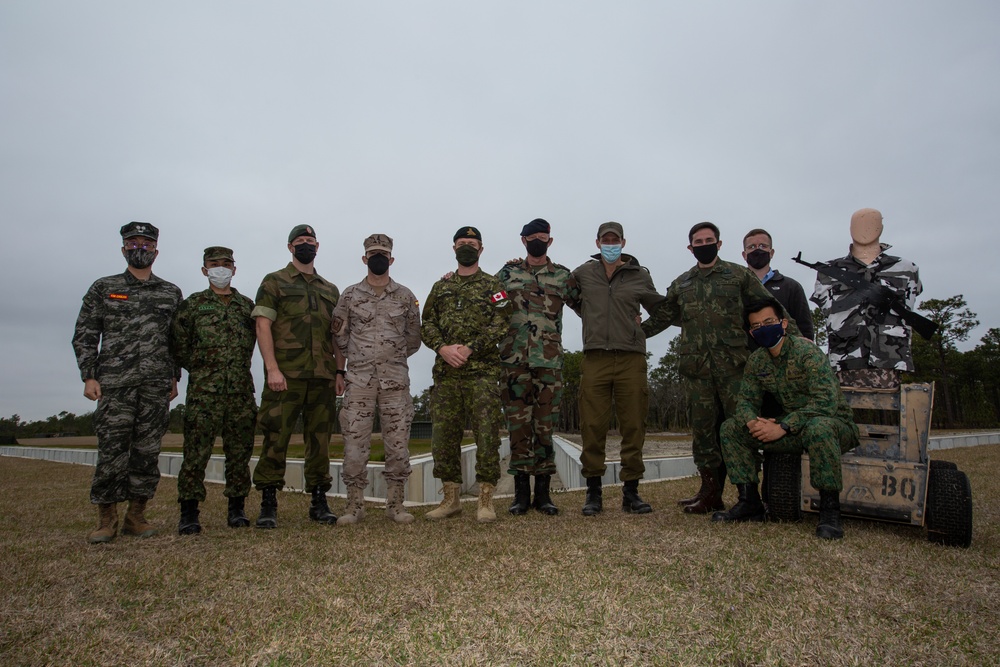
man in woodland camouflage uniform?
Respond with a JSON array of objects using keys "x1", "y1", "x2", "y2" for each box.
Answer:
[
  {"x1": 496, "y1": 218, "x2": 580, "y2": 516},
  {"x1": 251, "y1": 224, "x2": 345, "y2": 529},
  {"x1": 172, "y1": 246, "x2": 256, "y2": 534},
  {"x1": 712, "y1": 298, "x2": 859, "y2": 539},
  {"x1": 73, "y1": 221, "x2": 182, "y2": 543},
  {"x1": 421, "y1": 226, "x2": 513, "y2": 522},
  {"x1": 332, "y1": 234, "x2": 421, "y2": 525}
]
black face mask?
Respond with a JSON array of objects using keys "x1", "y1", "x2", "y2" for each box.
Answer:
[
  {"x1": 455, "y1": 245, "x2": 480, "y2": 267},
  {"x1": 124, "y1": 248, "x2": 156, "y2": 269},
  {"x1": 746, "y1": 249, "x2": 771, "y2": 270},
  {"x1": 367, "y1": 254, "x2": 390, "y2": 276},
  {"x1": 293, "y1": 243, "x2": 317, "y2": 264},
  {"x1": 691, "y1": 243, "x2": 719, "y2": 265},
  {"x1": 525, "y1": 238, "x2": 548, "y2": 258}
]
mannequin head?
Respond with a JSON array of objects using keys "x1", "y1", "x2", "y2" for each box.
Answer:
[{"x1": 850, "y1": 208, "x2": 884, "y2": 245}]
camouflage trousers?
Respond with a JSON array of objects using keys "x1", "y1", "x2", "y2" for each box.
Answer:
[
  {"x1": 502, "y1": 365, "x2": 562, "y2": 476},
  {"x1": 340, "y1": 376, "x2": 414, "y2": 488},
  {"x1": 177, "y1": 391, "x2": 257, "y2": 502},
  {"x1": 579, "y1": 351, "x2": 647, "y2": 482},
  {"x1": 431, "y1": 369, "x2": 503, "y2": 485},
  {"x1": 90, "y1": 380, "x2": 172, "y2": 504},
  {"x1": 253, "y1": 378, "x2": 335, "y2": 493},
  {"x1": 686, "y1": 371, "x2": 745, "y2": 471},
  {"x1": 837, "y1": 368, "x2": 901, "y2": 389},
  {"x1": 721, "y1": 416, "x2": 859, "y2": 491}
]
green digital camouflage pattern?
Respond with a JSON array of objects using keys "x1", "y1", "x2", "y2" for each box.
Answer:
[
  {"x1": 430, "y1": 371, "x2": 503, "y2": 485},
  {"x1": 177, "y1": 392, "x2": 257, "y2": 501},
  {"x1": 171, "y1": 288, "x2": 256, "y2": 394},
  {"x1": 503, "y1": 367, "x2": 562, "y2": 475}
]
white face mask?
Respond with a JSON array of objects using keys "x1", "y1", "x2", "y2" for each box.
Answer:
[{"x1": 206, "y1": 266, "x2": 233, "y2": 289}]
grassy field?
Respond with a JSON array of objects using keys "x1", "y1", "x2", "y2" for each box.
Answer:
[{"x1": 1, "y1": 445, "x2": 997, "y2": 666}]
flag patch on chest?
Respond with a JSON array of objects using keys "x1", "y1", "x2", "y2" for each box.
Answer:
[
  {"x1": 490, "y1": 291, "x2": 508, "y2": 303},
  {"x1": 109, "y1": 293, "x2": 128, "y2": 301}
]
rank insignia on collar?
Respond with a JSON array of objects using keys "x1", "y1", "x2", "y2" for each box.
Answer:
[
  {"x1": 109, "y1": 293, "x2": 128, "y2": 300},
  {"x1": 490, "y1": 290, "x2": 508, "y2": 303}
]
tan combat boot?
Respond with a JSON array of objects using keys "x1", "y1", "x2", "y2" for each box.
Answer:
[
  {"x1": 385, "y1": 482, "x2": 414, "y2": 524},
  {"x1": 87, "y1": 503, "x2": 119, "y2": 544},
  {"x1": 425, "y1": 481, "x2": 462, "y2": 520},
  {"x1": 477, "y1": 482, "x2": 497, "y2": 523},
  {"x1": 121, "y1": 498, "x2": 157, "y2": 538},
  {"x1": 336, "y1": 486, "x2": 366, "y2": 525}
]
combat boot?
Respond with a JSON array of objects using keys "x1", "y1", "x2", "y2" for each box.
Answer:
[
  {"x1": 622, "y1": 479, "x2": 653, "y2": 514},
  {"x1": 816, "y1": 490, "x2": 844, "y2": 540},
  {"x1": 711, "y1": 483, "x2": 766, "y2": 523},
  {"x1": 532, "y1": 474, "x2": 559, "y2": 515},
  {"x1": 87, "y1": 503, "x2": 119, "y2": 544},
  {"x1": 122, "y1": 498, "x2": 157, "y2": 538},
  {"x1": 508, "y1": 472, "x2": 531, "y2": 515},
  {"x1": 582, "y1": 477, "x2": 603, "y2": 516},
  {"x1": 178, "y1": 499, "x2": 201, "y2": 535},
  {"x1": 255, "y1": 487, "x2": 278, "y2": 529},
  {"x1": 385, "y1": 482, "x2": 414, "y2": 524},
  {"x1": 308, "y1": 487, "x2": 338, "y2": 524},
  {"x1": 477, "y1": 482, "x2": 497, "y2": 523},
  {"x1": 227, "y1": 496, "x2": 250, "y2": 528},
  {"x1": 682, "y1": 468, "x2": 725, "y2": 514},
  {"x1": 426, "y1": 481, "x2": 462, "y2": 520},
  {"x1": 337, "y1": 486, "x2": 366, "y2": 525},
  {"x1": 677, "y1": 467, "x2": 711, "y2": 506}
]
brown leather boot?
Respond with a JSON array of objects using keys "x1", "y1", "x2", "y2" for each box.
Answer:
[
  {"x1": 677, "y1": 467, "x2": 712, "y2": 506},
  {"x1": 683, "y1": 468, "x2": 725, "y2": 514},
  {"x1": 386, "y1": 482, "x2": 414, "y2": 524},
  {"x1": 337, "y1": 486, "x2": 366, "y2": 525},
  {"x1": 122, "y1": 498, "x2": 157, "y2": 538},
  {"x1": 87, "y1": 503, "x2": 119, "y2": 544},
  {"x1": 425, "y1": 481, "x2": 462, "y2": 520}
]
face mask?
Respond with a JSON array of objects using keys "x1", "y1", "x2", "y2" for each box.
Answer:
[
  {"x1": 455, "y1": 244, "x2": 480, "y2": 267},
  {"x1": 124, "y1": 248, "x2": 156, "y2": 269},
  {"x1": 525, "y1": 238, "x2": 548, "y2": 258},
  {"x1": 746, "y1": 249, "x2": 771, "y2": 270},
  {"x1": 691, "y1": 243, "x2": 719, "y2": 265},
  {"x1": 751, "y1": 322, "x2": 785, "y2": 349},
  {"x1": 206, "y1": 266, "x2": 233, "y2": 288},
  {"x1": 600, "y1": 244, "x2": 622, "y2": 263},
  {"x1": 367, "y1": 254, "x2": 390, "y2": 276},
  {"x1": 293, "y1": 243, "x2": 317, "y2": 264}
]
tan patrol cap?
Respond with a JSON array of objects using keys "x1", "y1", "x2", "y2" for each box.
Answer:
[{"x1": 363, "y1": 233, "x2": 393, "y2": 254}]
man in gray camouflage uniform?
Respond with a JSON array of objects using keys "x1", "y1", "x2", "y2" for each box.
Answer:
[
  {"x1": 73, "y1": 221, "x2": 182, "y2": 543},
  {"x1": 332, "y1": 234, "x2": 421, "y2": 525}
]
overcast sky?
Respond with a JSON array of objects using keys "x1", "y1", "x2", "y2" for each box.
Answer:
[{"x1": 2, "y1": 2, "x2": 998, "y2": 421}]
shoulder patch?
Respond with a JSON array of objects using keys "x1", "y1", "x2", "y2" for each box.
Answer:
[{"x1": 490, "y1": 290, "x2": 508, "y2": 304}]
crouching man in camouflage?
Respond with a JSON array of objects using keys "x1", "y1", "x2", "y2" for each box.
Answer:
[
  {"x1": 172, "y1": 246, "x2": 257, "y2": 534},
  {"x1": 73, "y1": 222, "x2": 182, "y2": 543},
  {"x1": 332, "y1": 234, "x2": 421, "y2": 525},
  {"x1": 712, "y1": 298, "x2": 859, "y2": 539}
]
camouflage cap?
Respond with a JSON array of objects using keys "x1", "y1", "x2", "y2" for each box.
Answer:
[
  {"x1": 120, "y1": 221, "x2": 159, "y2": 240},
  {"x1": 288, "y1": 224, "x2": 317, "y2": 243},
  {"x1": 203, "y1": 246, "x2": 234, "y2": 262},
  {"x1": 363, "y1": 233, "x2": 393, "y2": 254},
  {"x1": 454, "y1": 226, "x2": 483, "y2": 242},
  {"x1": 597, "y1": 221, "x2": 623, "y2": 239}
]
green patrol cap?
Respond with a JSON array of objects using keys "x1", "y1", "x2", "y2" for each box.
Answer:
[
  {"x1": 454, "y1": 226, "x2": 483, "y2": 242},
  {"x1": 288, "y1": 224, "x2": 317, "y2": 243},
  {"x1": 203, "y1": 246, "x2": 234, "y2": 262},
  {"x1": 120, "y1": 221, "x2": 159, "y2": 240},
  {"x1": 597, "y1": 221, "x2": 623, "y2": 240}
]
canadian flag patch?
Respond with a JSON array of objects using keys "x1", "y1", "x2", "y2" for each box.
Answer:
[{"x1": 490, "y1": 291, "x2": 508, "y2": 303}]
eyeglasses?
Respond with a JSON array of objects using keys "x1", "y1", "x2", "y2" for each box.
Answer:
[
  {"x1": 124, "y1": 241, "x2": 157, "y2": 251},
  {"x1": 748, "y1": 317, "x2": 781, "y2": 332},
  {"x1": 744, "y1": 243, "x2": 771, "y2": 252}
]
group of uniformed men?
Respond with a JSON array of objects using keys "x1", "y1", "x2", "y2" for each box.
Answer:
[{"x1": 74, "y1": 208, "x2": 919, "y2": 543}]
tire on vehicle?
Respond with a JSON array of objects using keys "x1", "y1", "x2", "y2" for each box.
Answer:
[
  {"x1": 929, "y1": 459, "x2": 958, "y2": 471},
  {"x1": 765, "y1": 452, "x2": 802, "y2": 522},
  {"x1": 925, "y1": 467, "x2": 973, "y2": 548}
]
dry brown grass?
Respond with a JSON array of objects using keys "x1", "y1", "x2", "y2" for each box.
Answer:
[{"x1": 1, "y1": 445, "x2": 997, "y2": 666}]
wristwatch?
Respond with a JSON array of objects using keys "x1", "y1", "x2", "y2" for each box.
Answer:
[{"x1": 779, "y1": 422, "x2": 790, "y2": 433}]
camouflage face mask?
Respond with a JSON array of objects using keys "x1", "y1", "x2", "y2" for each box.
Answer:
[{"x1": 124, "y1": 248, "x2": 156, "y2": 269}]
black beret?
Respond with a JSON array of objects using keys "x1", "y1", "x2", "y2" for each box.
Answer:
[
  {"x1": 520, "y1": 218, "x2": 550, "y2": 237},
  {"x1": 453, "y1": 226, "x2": 482, "y2": 242}
]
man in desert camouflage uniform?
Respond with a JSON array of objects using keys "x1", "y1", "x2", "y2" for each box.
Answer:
[
  {"x1": 496, "y1": 218, "x2": 580, "y2": 516},
  {"x1": 421, "y1": 226, "x2": 513, "y2": 522},
  {"x1": 712, "y1": 298, "x2": 859, "y2": 539},
  {"x1": 643, "y1": 222, "x2": 799, "y2": 514},
  {"x1": 172, "y1": 246, "x2": 257, "y2": 535},
  {"x1": 332, "y1": 234, "x2": 421, "y2": 526},
  {"x1": 251, "y1": 224, "x2": 344, "y2": 529},
  {"x1": 73, "y1": 221, "x2": 182, "y2": 543}
]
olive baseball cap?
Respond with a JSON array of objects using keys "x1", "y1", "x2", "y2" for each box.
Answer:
[{"x1": 597, "y1": 222, "x2": 624, "y2": 239}]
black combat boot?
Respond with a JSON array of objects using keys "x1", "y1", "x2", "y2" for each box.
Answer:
[
  {"x1": 308, "y1": 487, "x2": 337, "y2": 524},
  {"x1": 532, "y1": 474, "x2": 559, "y2": 515},
  {"x1": 509, "y1": 472, "x2": 531, "y2": 515},
  {"x1": 227, "y1": 496, "x2": 250, "y2": 528},
  {"x1": 622, "y1": 479, "x2": 653, "y2": 514},
  {"x1": 816, "y1": 490, "x2": 844, "y2": 540},
  {"x1": 255, "y1": 487, "x2": 278, "y2": 529},
  {"x1": 711, "y1": 483, "x2": 766, "y2": 523},
  {"x1": 178, "y1": 499, "x2": 201, "y2": 535},
  {"x1": 582, "y1": 477, "x2": 603, "y2": 516}
]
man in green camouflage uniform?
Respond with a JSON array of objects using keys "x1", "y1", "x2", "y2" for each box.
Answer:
[
  {"x1": 73, "y1": 221, "x2": 182, "y2": 543},
  {"x1": 712, "y1": 297, "x2": 859, "y2": 539},
  {"x1": 421, "y1": 226, "x2": 513, "y2": 522},
  {"x1": 496, "y1": 218, "x2": 580, "y2": 516},
  {"x1": 172, "y1": 246, "x2": 257, "y2": 534},
  {"x1": 251, "y1": 224, "x2": 345, "y2": 528},
  {"x1": 643, "y1": 222, "x2": 799, "y2": 514}
]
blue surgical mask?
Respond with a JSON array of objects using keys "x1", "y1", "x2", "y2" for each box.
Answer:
[
  {"x1": 751, "y1": 322, "x2": 785, "y2": 349},
  {"x1": 601, "y1": 244, "x2": 622, "y2": 263}
]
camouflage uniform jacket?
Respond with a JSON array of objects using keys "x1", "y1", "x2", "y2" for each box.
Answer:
[
  {"x1": 171, "y1": 288, "x2": 256, "y2": 394},
  {"x1": 251, "y1": 263, "x2": 340, "y2": 380},
  {"x1": 421, "y1": 269, "x2": 513, "y2": 379},
  {"x1": 73, "y1": 270, "x2": 182, "y2": 388},
  {"x1": 571, "y1": 254, "x2": 664, "y2": 354},
  {"x1": 642, "y1": 259, "x2": 799, "y2": 380},
  {"x1": 733, "y1": 334, "x2": 857, "y2": 437},
  {"x1": 332, "y1": 278, "x2": 421, "y2": 389},
  {"x1": 496, "y1": 258, "x2": 581, "y2": 369},
  {"x1": 811, "y1": 245, "x2": 921, "y2": 372}
]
